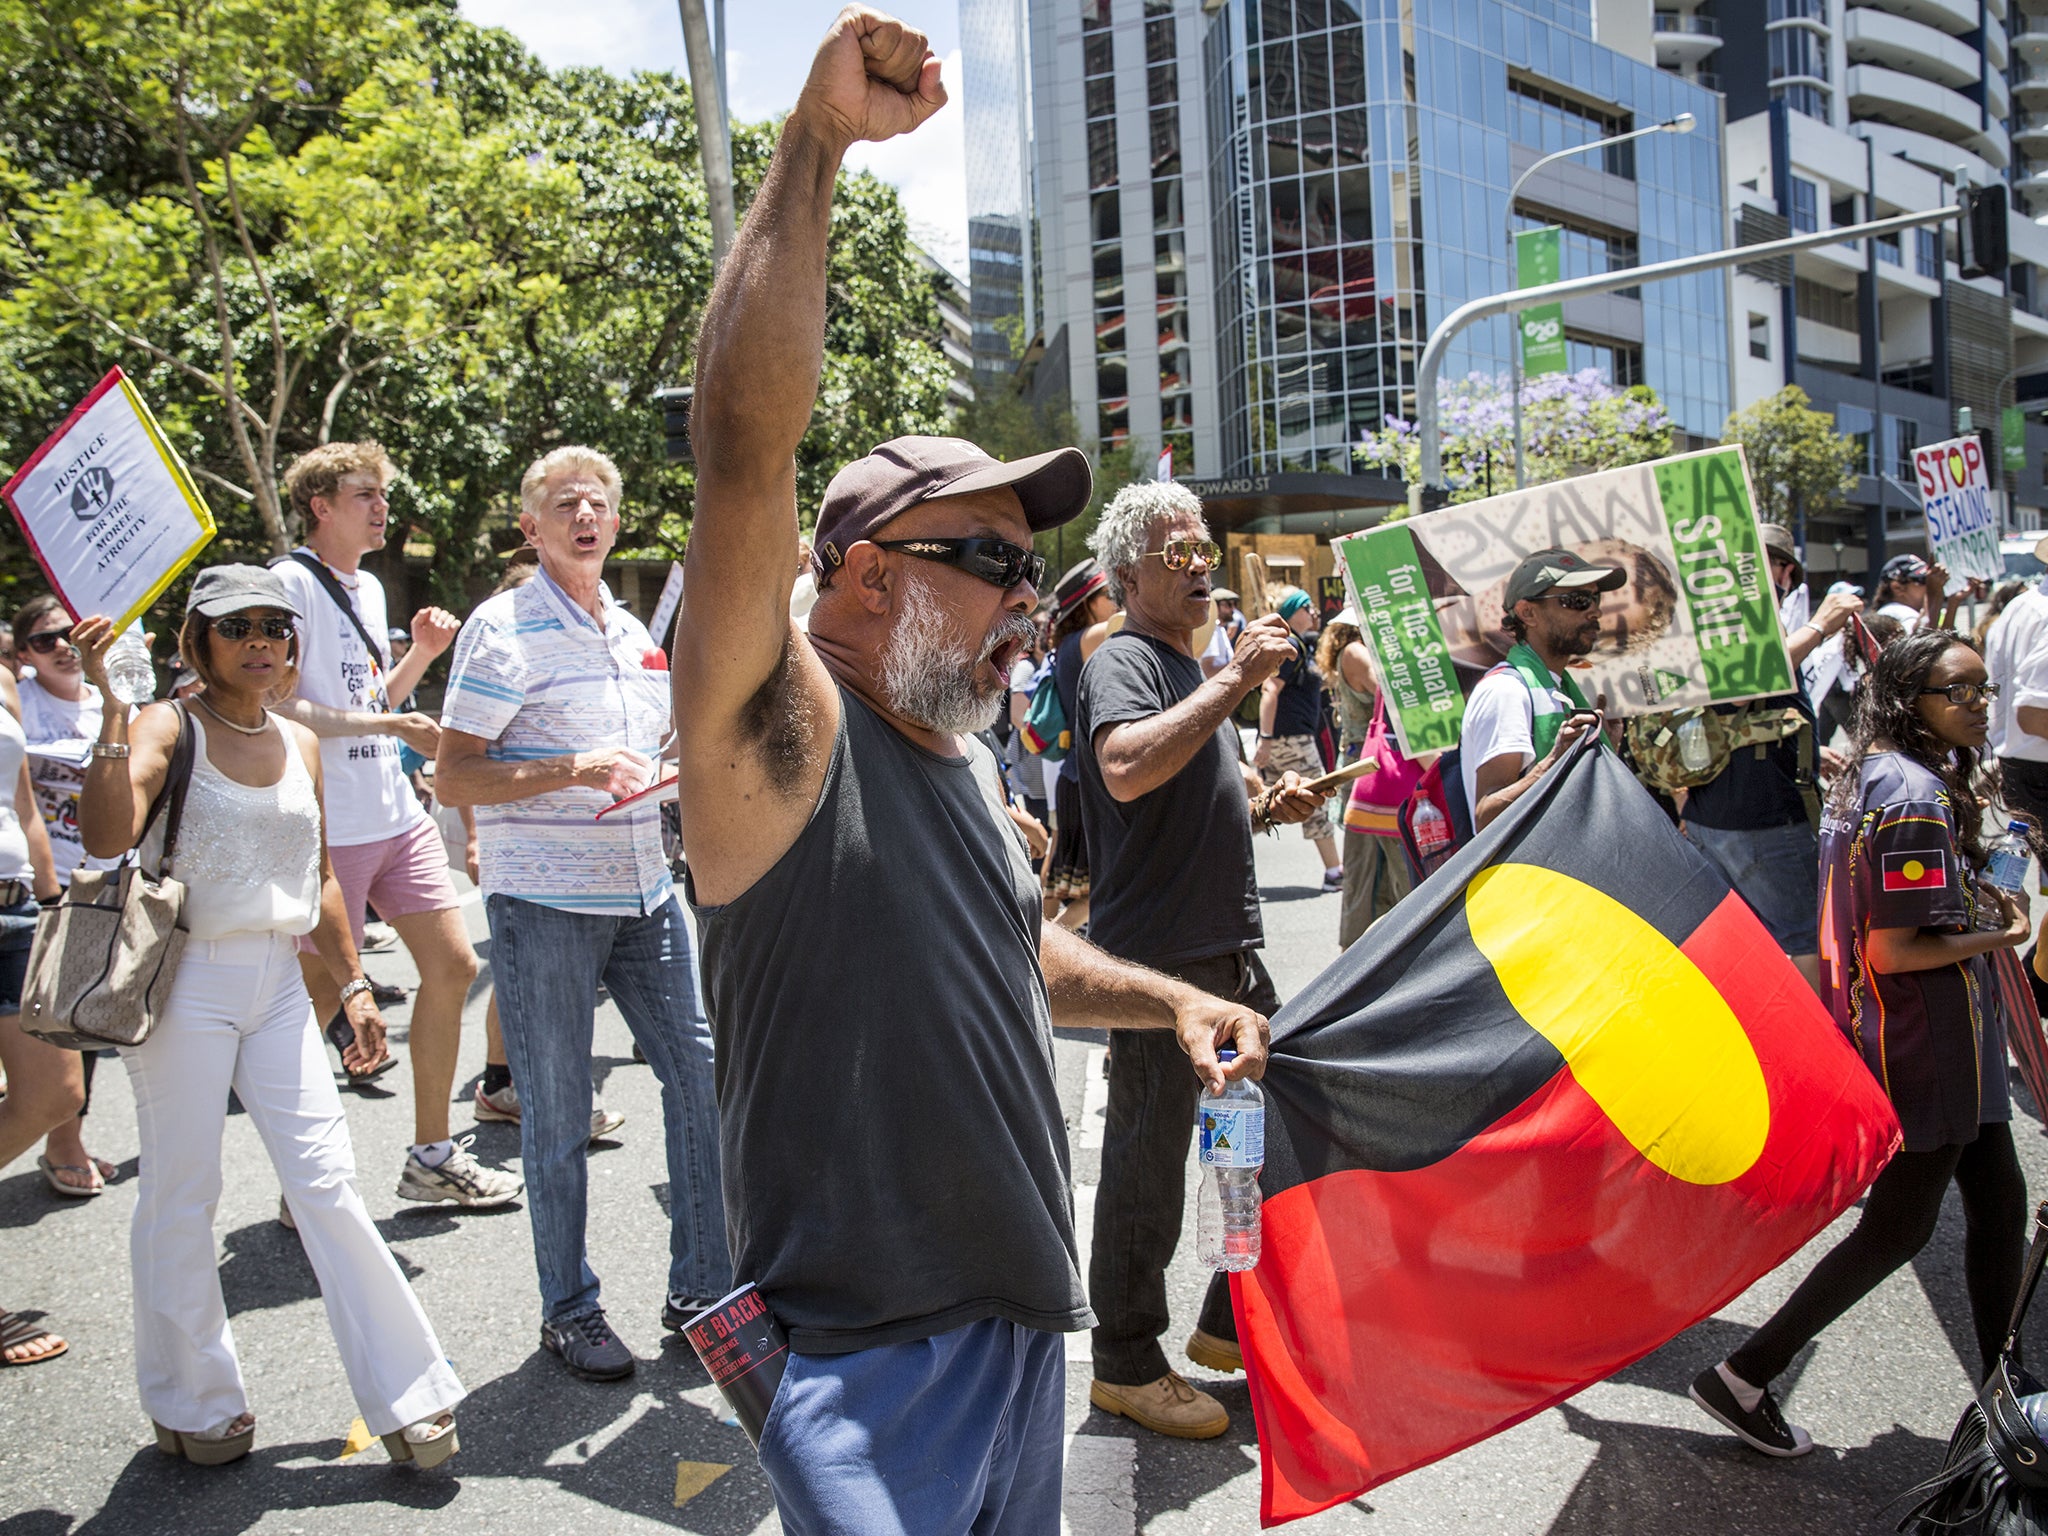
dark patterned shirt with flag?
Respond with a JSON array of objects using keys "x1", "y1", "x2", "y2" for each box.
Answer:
[{"x1": 1818, "y1": 751, "x2": 2010, "y2": 1151}]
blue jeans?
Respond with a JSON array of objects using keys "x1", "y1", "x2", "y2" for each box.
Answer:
[
  {"x1": 486, "y1": 892, "x2": 730, "y2": 1322},
  {"x1": 759, "y1": 1319, "x2": 1065, "y2": 1536},
  {"x1": 1685, "y1": 818, "x2": 1821, "y2": 955}
]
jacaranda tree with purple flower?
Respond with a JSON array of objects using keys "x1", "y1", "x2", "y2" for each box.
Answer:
[{"x1": 1355, "y1": 369, "x2": 1674, "y2": 511}]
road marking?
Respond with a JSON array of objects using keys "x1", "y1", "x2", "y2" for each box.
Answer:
[
  {"x1": 338, "y1": 1417, "x2": 373, "y2": 1460},
  {"x1": 1068, "y1": 1182, "x2": 1097, "y2": 1363},
  {"x1": 1079, "y1": 1047, "x2": 1109, "y2": 1150},
  {"x1": 673, "y1": 1460, "x2": 732, "y2": 1507},
  {"x1": 1061, "y1": 1434, "x2": 1137, "y2": 1536}
]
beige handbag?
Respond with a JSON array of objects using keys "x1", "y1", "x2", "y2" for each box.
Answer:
[{"x1": 19, "y1": 704, "x2": 195, "y2": 1050}]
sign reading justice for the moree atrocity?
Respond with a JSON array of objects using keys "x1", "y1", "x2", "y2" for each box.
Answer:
[
  {"x1": 1912, "y1": 433, "x2": 2002, "y2": 585},
  {"x1": 2, "y1": 367, "x2": 217, "y2": 632},
  {"x1": 1335, "y1": 446, "x2": 1796, "y2": 759}
]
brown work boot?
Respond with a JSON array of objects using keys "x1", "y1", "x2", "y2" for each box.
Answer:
[
  {"x1": 1089, "y1": 1371, "x2": 1230, "y2": 1439},
  {"x1": 1185, "y1": 1327, "x2": 1242, "y2": 1374}
]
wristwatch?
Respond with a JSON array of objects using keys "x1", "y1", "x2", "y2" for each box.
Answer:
[
  {"x1": 90, "y1": 742, "x2": 130, "y2": 758},
  {"x1": 338, "y1": 977, "x2": 374, "y2": 1008}
]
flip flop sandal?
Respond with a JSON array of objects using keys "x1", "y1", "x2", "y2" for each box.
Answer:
[
  {"x1": 0, "y1": 1311, "x2": 69, "y2": 1366},
  {"x1": 37, "y1": 1155, "x2": 102, "y2": 1197}
]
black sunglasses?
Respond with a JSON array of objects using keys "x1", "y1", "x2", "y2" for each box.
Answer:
[
  {"x1": 212, "y1": 614, "x2": 297, "y2": 642},
  {"x1": 22, "y1": 628, "x2": 75, "y2": 654},
  {"x1": 873, "y1": 537, "x2": 1047, "y2": 592},
  {"x1": 1544, "y1": 590, "x2": 1600, "y2": 612}
]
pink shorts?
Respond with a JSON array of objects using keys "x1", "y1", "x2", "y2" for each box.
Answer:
[{"x1": 296, "y1": 817, "x2": 459, "y2": 955}]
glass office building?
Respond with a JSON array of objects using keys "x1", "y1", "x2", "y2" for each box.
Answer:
[
  {"x1": 1015, "y1": 0, "x2": 1728, "y2": 485},
  {"x1": 962, "y1": 0, "x2": 1036, "y2": 387}
]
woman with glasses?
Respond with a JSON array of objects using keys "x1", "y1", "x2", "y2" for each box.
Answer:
[
  {"x1": 1692, "y1": 629, "x2": 2032, "y2": 1458},
  {"x1": 72, "y1": 566, "x2": 463, "y2": 1468},
  {"x1": 11, "y1": 595, "x2": 124, "y2": 1198}
]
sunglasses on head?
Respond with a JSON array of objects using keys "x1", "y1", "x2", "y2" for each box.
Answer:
[
  {"x1": 1140, "y1": 538, "x2": 1222, "y2": 571},
  {"x1": 22, "y1": 627, "x2": 74, "y2": 654},
  {"x1": 212, "y1": 614, "x2": 296, "y2": 642},
  {"x1": 873, "y1": 537, "x2": 1046, "y2": 591},
  {"x1": 1922, "y1": 681, "x2": 1998, "y2": 707},
  {"x1": 1542, "y1": 590, "x2": 1600, "y2": 612}
]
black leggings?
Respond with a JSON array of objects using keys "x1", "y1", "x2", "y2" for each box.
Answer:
[{"x1": 1729, "y1": 1122, "x2": 2027, "y2": 1387}]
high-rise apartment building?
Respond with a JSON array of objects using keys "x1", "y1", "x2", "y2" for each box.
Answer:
[{"x1": 991, "y1": 0, "x2": 1727, "y2": 532}]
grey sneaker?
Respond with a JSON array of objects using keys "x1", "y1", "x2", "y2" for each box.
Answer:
[
  {"x1": 396, "y1": 1136, "x2": 523, "y2": 1208},
  {"x1": 541, "y1": 1309, "x2": 635, "y2": 1381},
  {"x1": 473, "y1": 1081, "x2": 624, "y2": 1144}
]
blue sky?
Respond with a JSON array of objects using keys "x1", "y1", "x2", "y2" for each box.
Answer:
[{"x1": 458, "y1": 0, "x2": 968, "y2": 274}]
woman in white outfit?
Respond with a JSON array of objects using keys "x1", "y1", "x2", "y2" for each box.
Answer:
[{"x1": 73, "y1": 565, "x2": 463, "y2": 1468}]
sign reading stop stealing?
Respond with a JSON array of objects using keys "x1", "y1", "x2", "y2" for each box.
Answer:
[{"x1": 1911, "y1": 433, "x2": 2001, "y2": 584}]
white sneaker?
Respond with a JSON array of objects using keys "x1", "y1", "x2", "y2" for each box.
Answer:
[
  {"x1": 474, "y1": 1080, "x2": 623, "y2": 1144},
  {"x1": 589, "y1": 1107, "x2": 626, "y2": 1141},
  {"x1": 396, "y1": 1136, "x2": 523, "y2": 1207},
  {"x1": 360, "y1": 922, "x2": 399, "y2": 953}
]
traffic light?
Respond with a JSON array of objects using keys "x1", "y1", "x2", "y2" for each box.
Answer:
[
  {"x1": 1958, "y1": 182, "x2": 2009, "y2": 281},
  {"x1": 655, "y1": 386, "x2": 694, "y2": 464}
]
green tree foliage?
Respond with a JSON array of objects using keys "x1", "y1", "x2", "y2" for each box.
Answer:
[
  {"x1": 1721, "y1": 384, "x2": 1861, "y2": 529},
  {"x1": 1354, "y1": 370, "x2": 1675, "y2": 510},
  {"x1": 0, "y1": 0, "x2": 953, "y2": 610}
]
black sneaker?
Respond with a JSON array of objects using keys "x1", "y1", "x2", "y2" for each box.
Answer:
[
  {"x1": 1689, "y1": 1364, "x2": 1813, "y2": 1457},
  {"x1": 662, "y1": 1294, "x2": 721, "y2": 1333},
  {"x1": 541, "y1": 1310, "x2": 635, "y2": 1381}
]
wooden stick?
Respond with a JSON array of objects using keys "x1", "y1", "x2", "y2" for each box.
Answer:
[
  {"x1": 1250, "y1": 757, "x2": 1375, "y2": 825},
  {"x1": 1241, "y1": 552, "x2": 1273, "y2": 619}
]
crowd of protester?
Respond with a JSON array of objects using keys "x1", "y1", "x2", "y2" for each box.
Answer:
[{"x1": 0, "y1": 7, "x2": 2044, "y2": 1527}]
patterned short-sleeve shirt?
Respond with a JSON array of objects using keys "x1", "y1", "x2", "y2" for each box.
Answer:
[{"x1": 441, "y1": 566, "x2": 672, "y2": 913}]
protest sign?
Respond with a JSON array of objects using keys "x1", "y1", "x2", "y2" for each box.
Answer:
[
  {"x1": 1515, "y1": 226, "x2": 1567, "y2": 377},
  {"x1": 2, "y1": 368, "x2": 216, "y2": 630},
  {"x1": 1912, "y1": 433, "x2": 2002, "y2": 583},
  {"x1": 1335, "y1": 446, "x2": 1794, "y2": 759},
  {"x1": 648, "y1": 560, "x2": 685, "y2": 649}
]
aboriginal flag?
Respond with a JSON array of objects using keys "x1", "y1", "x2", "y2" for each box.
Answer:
[{"x1": 1236, "y1": 739, "x2": 1901, "y2": 1526}]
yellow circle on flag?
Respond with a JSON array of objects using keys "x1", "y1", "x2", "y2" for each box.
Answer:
[
  {"x1": 1950, "y1": 448, "x2": 1967, "y2": 483},
  {"x1": 1465, "y1": 864, "x2": 1770, "y2": 1186},
  {"x1": 1903, "y1": 859, "x2": 1925, "y2": 882}
]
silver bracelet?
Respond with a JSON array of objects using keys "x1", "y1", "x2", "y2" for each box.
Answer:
[{"x1": 89, "y1": 742, "x2": 130, "y2": 759}]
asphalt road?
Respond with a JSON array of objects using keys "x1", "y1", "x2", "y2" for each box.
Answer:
[{"x1": 3, "y1": 830, "x2": 2038, "y2": 1536}]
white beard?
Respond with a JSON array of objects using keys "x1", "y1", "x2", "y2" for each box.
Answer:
[{"x1": 879, "y1": 567, "x2": 1024, "y2": 735}]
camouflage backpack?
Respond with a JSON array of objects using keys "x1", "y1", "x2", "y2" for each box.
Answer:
[{"x1": 1622, "y1": 704, "x2": 1812, "y2": 798}]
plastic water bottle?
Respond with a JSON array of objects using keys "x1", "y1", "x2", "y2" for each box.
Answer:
[
  {"x1": 1987, "y1": 820, "x2": 2033, "y2": 894},
  {"x1": 1412, "y1": 798, "x2": 1451, "y2": 867},
  {"x1": 1676, "y1": 713, "x2": 1711, "y2": 773},
  {"x1": 1196, "y1": 1050, "x2": 1264, "y2": 1272},
  {"x1": 104, "y1": 622, "x2": 155, "y2": 706}
]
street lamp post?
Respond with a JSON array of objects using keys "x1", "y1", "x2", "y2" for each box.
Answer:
[{"x1": 1504, "y1": 112, "x2": 1695, "y2": 489}]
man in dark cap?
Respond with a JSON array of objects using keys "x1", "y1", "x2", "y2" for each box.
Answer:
[
  {"x1": 671, "y1": 9, "x2": 1269, "y2": 1528},
  {"x1": 1460, "y1": 548, "x2": 1614, "y2": 830}
]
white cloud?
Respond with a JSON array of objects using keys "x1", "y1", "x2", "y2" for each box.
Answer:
[{"x1": 845, "y1": 49, "x2": 968, "y2": 279}]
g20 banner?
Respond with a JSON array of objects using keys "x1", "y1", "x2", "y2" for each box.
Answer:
[
  {"x1": 2, "y1": 368, "x2": 217, "y2": 631},
  {"x1": 1912, "y1": 433, "x2": 2002, "y2": 584},
  {"x1": 1334, "y1": 447, "x2": 1795, "y2": 759}
]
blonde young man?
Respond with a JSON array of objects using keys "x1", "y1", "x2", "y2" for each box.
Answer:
[{"x1": 272, "y1": 444, "x2": 517, "y2": 1209}]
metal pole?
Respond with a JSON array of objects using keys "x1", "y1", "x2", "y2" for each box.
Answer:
[
  {"x1": 1504, "y1": 116, "x2": 1691, "y2": 490},
  {"x1": 678, "y1": 0, "x2": 737, "y2": 269},
  {"x1": 1419, "y1": 203, "x2": 1963, "y2": 489}
]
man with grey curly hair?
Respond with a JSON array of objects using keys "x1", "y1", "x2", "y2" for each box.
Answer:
[{"x1": 1073, "y1": 481, "x2": 1321, "y2": 1439}]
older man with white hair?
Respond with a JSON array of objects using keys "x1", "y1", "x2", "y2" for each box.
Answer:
[
  {"x1": 668, "y1": 10, "x2": 1275, "y2": 1526},
  {"x1": 1075, "y1": 481, "x2": 1320, "y2": 1438},
  {"x1": 435, "y1": 446, "x2": 729, "y2": 1383}
]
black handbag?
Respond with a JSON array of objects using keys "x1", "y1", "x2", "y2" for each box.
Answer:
[{"x1": 1897, "y1": 1200, "x2": 2048, "y2": 1535}]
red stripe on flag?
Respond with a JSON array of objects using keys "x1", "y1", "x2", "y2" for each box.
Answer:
[{"x1": 1236, "y1": 893, "x2": 1899, "y2": 1525}]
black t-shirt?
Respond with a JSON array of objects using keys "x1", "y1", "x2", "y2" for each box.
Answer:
[
  {"x1": 1271, "y1": 639, "x2": 1324, "y2": 738},
  {"x1": 1683, "y1": 694, "x2": 1811, "y2": 830},
  {"x1": 1054, "y1": 631, "x2": 1087, "y2": 785},
  {"x1": 1076, "y1": 632, "x2": 1263, "y2": 966},
  {"x1": 1819, "y1": 751, "x2": 2009, "y2": 1151}
]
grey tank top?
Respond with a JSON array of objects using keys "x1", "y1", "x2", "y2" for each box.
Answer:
[{"x1": 688, "y1": 685, "x2": 1092, "y2": 1354}]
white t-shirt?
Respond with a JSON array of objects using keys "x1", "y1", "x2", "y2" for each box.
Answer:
[
  {"x1": 0, "y1": 706, "x2": 34, "y2": 884},
  {"x1": 1878, "y1": 601, "x2": 1923, "y2": 631},
  {"x1": 1200, "y1": 623, "x2": 1234, "y2": 673},
  {"x1": 272, "y1": 550, "x2": 427, "y2": 847},
  {"x1": 17, "y1": 675, "x2": 123, "y2": 880},
  {"x1": 1989, "y1": 583, "x2": 2048, "y2": 763},
  {"x1": 1457, "y1": 662, "x2": 1570, "y2": 817}
]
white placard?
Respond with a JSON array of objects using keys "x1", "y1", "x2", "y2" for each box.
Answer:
[
  {"x1": 2, "y1": 368, "x2": 216, "y2": 629},
  {"x1": 647, "y1": 560, "x2": 685, "y2": 649},
  {"x1": 1912, "y1": 433, "x2": 2002, "y2": 584}
]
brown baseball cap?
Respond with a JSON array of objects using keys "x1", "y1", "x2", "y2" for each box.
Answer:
[
  {"x1": 1502, "y1": 547, "x2": 1628, "y2": 608},
  {"x1": 1758, "y1": 522, "x2": 1803, "y2": 580},
  {"x1": 814, "y1": 436, "x2": 1092, "y2": 578}
]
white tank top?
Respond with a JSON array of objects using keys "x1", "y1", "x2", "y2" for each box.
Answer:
[
  {"x1": 171, "y1": 713, "x2": 323, "y2": 940},
  {"x1": 0, "y1": 707, "x2": 33, "y2": 884}
]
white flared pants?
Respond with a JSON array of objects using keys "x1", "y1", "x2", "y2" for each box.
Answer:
[{"x1": 121, "y1": 930, "x2": 463, "y2": 1436}]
